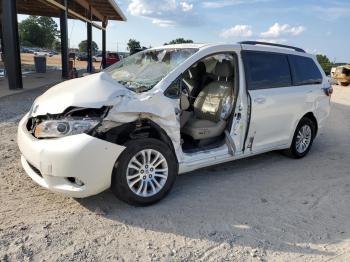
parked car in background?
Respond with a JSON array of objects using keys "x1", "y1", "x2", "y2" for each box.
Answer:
[
  {"x1": 333, "y1": 65, "x2": 350, "y2": 86},
  {"x1": 106, "y1": 52, "x2": 120, "y2": 66},
  {"x1": 77, "y1": 53, "x2": 88, "y2": 61},
  {"x1": 93, "y1": 54, "x2": 103, "y2": 62},
  {"x1": 21, "y1": 47, "x2": 33, "y2": 54},
  {"x1": 17, "y1": 42, "x2": 332, "y2": 206},
  {"x1": 34, "y1": 51, "x2": 53, "y2": 57}
]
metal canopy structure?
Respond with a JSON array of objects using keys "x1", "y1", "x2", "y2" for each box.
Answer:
[
  {"x1": 0, "y1": 0, "x2": 126, "y2": 90},
  {"x1": 17, "y1": 0, "x2": 126, "y2": 22}
]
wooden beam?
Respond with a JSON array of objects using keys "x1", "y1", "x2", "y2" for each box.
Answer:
[
  {"x1": 107, "y1": 0, "x2": 127, "y2": 21},
  {"x1": 39, "y1": 0, "x2": 105, "y2": 30},
  {"x1": 74, "y1": 0, "x2": 104, "y2": 21}
]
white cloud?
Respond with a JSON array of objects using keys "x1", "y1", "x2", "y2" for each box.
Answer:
[
  {"x1": 220, "y1": 25, "x2": 253, "y2": 38},
  {"x1": 261, "y1": 23, "x2": 305, "y2": 38},
  {"x1": 127, "y1": 0, "x2": 196, "y2": 27},
  {"x1": 202, "y1": 0, "x2": 270, "y2": 8},
  {"x1": 257, "y1": 38, "x2": 287, "y2": 44},
  {"x1": 180, "y1": 1, "x2": 193, "y2": 12},
  {"x1": 152, "y1": 19, "x2": 176, "y2": 27}
]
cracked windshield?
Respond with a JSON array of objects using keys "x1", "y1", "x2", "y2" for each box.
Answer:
[{"x1": 105, "y1": 48, "x2": 198, "y2": 92}]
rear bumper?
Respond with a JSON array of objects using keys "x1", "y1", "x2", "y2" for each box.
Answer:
[{"x1": 17, "y1": 113, "x2": 126, "y2": 198}]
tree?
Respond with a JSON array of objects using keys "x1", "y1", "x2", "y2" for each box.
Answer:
[
  {"x1": 127, "y1": 39, "x2": 141, "y2": 54},
  {"x1": 53, "y1": 40, "x2": 61, "y2": 52},
  {"x1": 317, "y1": 54, "x2": 332, "y2": 75},
  {"x1": 78, "y1": 40, "x2": 98, "y2": 54},
  {"x1": 37, "y1": 16, "x2": 59, "y2": 48},
  {"x1": 164, "y1": 38, "x2": 193, "y2": 45},
  {"x1": 18, "y1": 16, "x2": 58, "y2": 48}
]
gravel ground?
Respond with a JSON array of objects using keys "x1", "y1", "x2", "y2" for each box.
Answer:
[{"x1": 1, "y1": 85, "x2": 350, "y2": 262}]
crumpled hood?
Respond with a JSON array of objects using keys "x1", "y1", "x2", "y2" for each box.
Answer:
[
  {"x1": 31, "y1": 72, "x2": 132, "y2": 116},
  {"x1": 29, "y1": 71, "x2": 182, "y2": 161}
]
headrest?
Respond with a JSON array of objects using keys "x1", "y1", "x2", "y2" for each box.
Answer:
[{"x1": 214, "y1": 60, "x2": 233, "y2": 78}]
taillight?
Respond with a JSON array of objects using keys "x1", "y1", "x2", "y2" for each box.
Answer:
[{"x1": 323, "y1": 86, "x2": 333, "y2": 96}]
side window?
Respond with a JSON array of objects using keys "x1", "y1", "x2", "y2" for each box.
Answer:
[
  {"x1": 289, "y1": 55, "x2": 323, "y2": 85},
  {"x1": 164, "y1": 78, "x2": 181, "y2": 99},
  {"x1": 243, "y1": 51, "x2": 292, "y2": 90}
]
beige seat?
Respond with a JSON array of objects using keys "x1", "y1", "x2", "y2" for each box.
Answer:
[{"x1": 182, "y1": 60, "x2": 234, "y2": 140}]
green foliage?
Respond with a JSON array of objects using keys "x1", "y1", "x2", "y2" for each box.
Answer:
[
  {"x1": 53, "y1": 40, "x2": 61, "y2": 52},
  {"x1": 164, "y1": 38, "x2": 194, "y2": 45},
  {"x1": 18, "y1": 16, "x2": 58, "y2": 48},
  {"x1": 127, "y1": 39, "x2": 141, "y2": 54},
  {"x1": 78, "y1": 40, "x2": 99, "y2": 54},
  {"x1": 316, "y1": 54, "x2": 332, "y2": 75}
]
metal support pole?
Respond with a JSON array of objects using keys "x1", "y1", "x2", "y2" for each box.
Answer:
[
  {"x1": 101, "y1": 20, "x2": 107, "y2": 69},
  {"x1": 1, "y1": 0, "x2": 22, "y2": 89},
  {"x1": 60, "y1": 0, "x2": 69, "y2": 79},
  {"x1": 86, "y1": 6, "x2": 93, "y2": 73}
]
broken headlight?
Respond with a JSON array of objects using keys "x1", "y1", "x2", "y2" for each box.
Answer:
[{"x1": 34, "y1": 119, "x2": 100, "y2": 138}]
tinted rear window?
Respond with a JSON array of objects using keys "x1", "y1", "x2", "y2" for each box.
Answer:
[
  {"x1": 289, "y1": 55, "x2": 322, "y2": 85},
  {"x1": 243, "y1": 51, "x2": 292, "y2": 90}
]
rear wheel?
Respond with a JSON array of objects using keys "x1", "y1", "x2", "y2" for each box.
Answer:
[
  {"x1": 111, "y1": 138, "x2": 177, "y2": 206},
  {"x1": 284, "y1": 117, "x2": 316, "y2": 159}
]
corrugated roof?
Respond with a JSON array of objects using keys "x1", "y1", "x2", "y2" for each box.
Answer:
[{"x1": 15, "y1": 0, "x2": 126, "y2": 22}]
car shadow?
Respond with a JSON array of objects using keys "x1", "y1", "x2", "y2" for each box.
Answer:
[
  {"x1": 77, "y1": 101, "x2": 350, "y2": 257},
  {"x1": 78, "y1": 144, "x2": 349, "y2": 257}
]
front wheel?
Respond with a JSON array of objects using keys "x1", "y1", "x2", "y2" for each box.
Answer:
[
  {"x1": 284, "y1": 117, "x2": 316, "y2": 159},
  {"x1": 111, "y1": 138, "x2": 177, "y2": 206}
]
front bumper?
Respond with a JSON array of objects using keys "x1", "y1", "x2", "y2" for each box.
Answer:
[{"x1": 17, "y1": 113, "x2": 126, "y2": 198}]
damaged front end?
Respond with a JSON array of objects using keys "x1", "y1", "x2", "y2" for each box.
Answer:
[
  {"x1": 26, "y1": 106, "x2": 110, "y2": 139},
  {"x1": 91, "y1": 118, "x2": 177, "y2": 157},
  {"x1": 24, "y1": 71, "x2": 183, "y2": 163}
]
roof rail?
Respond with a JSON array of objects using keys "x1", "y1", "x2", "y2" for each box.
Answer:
[{"x1": 239, "y1": 41, "x2": 305, "y2": 53}]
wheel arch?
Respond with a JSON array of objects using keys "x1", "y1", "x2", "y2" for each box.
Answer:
[
  {"x1": 93, "y1": 119, "x2": 178, "y2": 163},
  {"x1": 302, "y1": 112, "x2": 318, "y2": 136},
  {"x1": 287, "y1": 111, "x2": 319, "y2": 148}
]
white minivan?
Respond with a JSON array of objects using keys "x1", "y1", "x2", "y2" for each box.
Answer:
[{"x1": 17, "y1": 41, "x2": 332, "y2": 206}]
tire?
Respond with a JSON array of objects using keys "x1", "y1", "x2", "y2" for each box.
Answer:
[
  {"x1": 340, "y1": 82, "x2": 349, "y2": 86},
  {"x1": 284, "y1": 117, "x2": 316, "y2": 159},
  {"x1": 111, "y1": 138, "x2": 177, "y2": 206}
]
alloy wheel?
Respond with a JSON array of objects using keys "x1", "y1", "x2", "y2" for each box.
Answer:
[
  {"x1": 126, "y1": 149, "x2": 168, "y2": 197},
  {"x1": 295, "y1": 125, "x2": 312, "y2": 154}
]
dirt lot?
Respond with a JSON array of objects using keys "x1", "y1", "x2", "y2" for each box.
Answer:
[
  {"x1": 20, "y1": 53, "x2": 102, "y2": 70},
  {"x1": 0, "y1": 85, "x2": 350, "y2": 261}
]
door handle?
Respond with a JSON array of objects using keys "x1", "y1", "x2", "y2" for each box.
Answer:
[{"x1": 254, "y1": 97, "x2": 266, "y2": 104}]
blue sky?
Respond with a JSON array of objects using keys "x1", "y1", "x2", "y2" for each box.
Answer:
[{"x1": 19, "y1": 0, "x2": 350, "y2": 62}]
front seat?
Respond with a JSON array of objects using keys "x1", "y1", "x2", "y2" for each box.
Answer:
[{"x1": 182, "y1": 60, "x2": 234, "y2": 140}]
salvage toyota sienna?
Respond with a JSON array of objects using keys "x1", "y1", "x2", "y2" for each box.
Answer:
[{"x1": 17, "y1": 41, "x2": 332, "y2": 206}]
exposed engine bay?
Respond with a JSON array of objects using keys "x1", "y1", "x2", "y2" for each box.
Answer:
[{"x1": 26, "y1": 107, "x2": 110, "y2": 139}]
